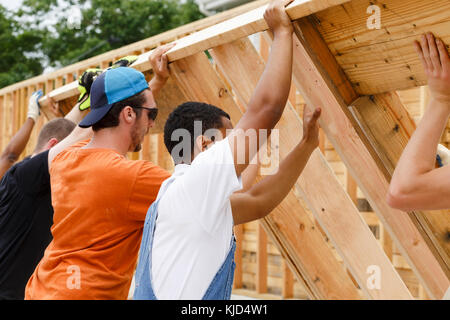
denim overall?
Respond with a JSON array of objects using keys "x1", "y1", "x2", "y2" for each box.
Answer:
[{"x1": 134, "y1": 197, "x2": 236, "y2": 300}]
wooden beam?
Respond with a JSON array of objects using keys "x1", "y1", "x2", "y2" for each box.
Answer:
[
  {"x1": 291, "y1": 17, "x2": 449, "y2": 299},
  {"x1": 211, "y1": 37, "x2": 411, "y2": 299},
  {"x1": 171, "y1": 51, "x2": 360, "y2": 299},
  {"x1": 132, "y1": 0, "x2": 350, "y2": 71},
  {"x1": 313, "y1": 0, "x2": 450, "y2": 94}
]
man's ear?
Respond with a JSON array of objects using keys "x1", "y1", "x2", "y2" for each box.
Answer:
[
  {"x1": 194, "y1": 135, "x2": 214, "y2": 153},
  {"x1": 44, "y1": 138, "x2": 59, "y2": 150},
  {"x1": 121, "y1": 106, "x2": 136, "y2": 125}
]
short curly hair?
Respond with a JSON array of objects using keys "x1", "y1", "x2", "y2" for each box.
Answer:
[{"x1": 164, "y1": 101, "x2": 230, "y2": 164}]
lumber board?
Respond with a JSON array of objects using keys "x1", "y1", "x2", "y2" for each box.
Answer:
[
  {"x1": 313, "y1": 0, "x2": 450, "y2": 95},
  {"x1": 211, "y1": 36, "x2": 411, "y2": 299},
  {"x1": 132, "y1": 0, "x2": 350, "y2": 72},
  {"x1": 170, "y1": 50, "x2": 361, "y2": 300},
  {"x1": 291, "y1": 18, "x2": 449, "y2": 299}
]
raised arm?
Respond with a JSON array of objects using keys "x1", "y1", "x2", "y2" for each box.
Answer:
[
  {"x1": 0, "y1": 91, "x2": 42, "y2": 178},
  {"x1": 231, "y1": 105, "x2": 321, "y2": 225},
  {"x1": 229, "y1": 0, "x2": 294, "y2": 177},
  {"x1": 47, "y1": 100, "x2": 92, "y2": 169},
  {"x1": 148, "y1": 43, "x2": 176, "y2": 98},
  {"x1": 387, "y1": 33, "x2": 450, "y2": 210}
]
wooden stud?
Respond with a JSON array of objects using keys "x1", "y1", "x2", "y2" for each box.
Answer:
[
  {"x1": 281, "y1": 260, "x2": 294, "y2": 299},
  {"x1": 256, "y1": 224, "x2": 268, "y2": 293}
]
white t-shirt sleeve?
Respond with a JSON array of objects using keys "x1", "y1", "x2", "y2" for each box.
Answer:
[{"x1": 178, "y1": 137, "x2": 242, "y2": 233}]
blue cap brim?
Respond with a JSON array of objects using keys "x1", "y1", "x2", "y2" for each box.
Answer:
[{"x1": 78, "y1": 103, "x2": 114, "y2": 128}]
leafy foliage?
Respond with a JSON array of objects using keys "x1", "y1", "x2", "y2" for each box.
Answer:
[{"x1": 1, "y1": 0, "x2": 204, "y2": 89}]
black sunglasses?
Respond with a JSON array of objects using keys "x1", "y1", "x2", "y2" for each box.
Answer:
[{"x1": 134, "y1": 106, "x2": 158, "y2": 121}]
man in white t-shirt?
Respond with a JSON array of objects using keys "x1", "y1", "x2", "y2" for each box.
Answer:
[{"x1": 134, "y1": 0, "x2": 322, "y2": 300}]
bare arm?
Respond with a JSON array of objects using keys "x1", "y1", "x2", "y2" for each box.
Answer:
[
  {"x1": 0, "y1": 91, "x2": 43, "y2": 178},
  {"x1": 148, "y1": 43, "x2": 176, "y2": 98},
  {"x1": 47, "y1": 100, "x2": 93, "y2": 169},
  {"x1": 229, "y1": 0, "x2": 294, "y2": 177},
  {"x1": 0, "y1": 118, "x2": 36, "y2": 178},
  {"x1": 64, "y1": 101, "x2": 89, "y2": 124},
  {"x1": 231, "y1": 106, "x2": 321, "y2": 225},
  {"x1": 387, "y1": 33, "x2": 450, "y2": 210}
]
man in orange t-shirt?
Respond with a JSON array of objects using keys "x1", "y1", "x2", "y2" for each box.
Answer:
[{"x1": 25, "y1": 45, "x2": 174, "y2": 300}]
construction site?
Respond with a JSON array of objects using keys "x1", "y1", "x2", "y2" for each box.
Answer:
[{"x1": 0, "y1": 0, "x2": 449, "y2": 300}]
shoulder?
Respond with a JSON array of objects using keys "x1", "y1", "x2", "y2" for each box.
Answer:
[
  {"x1": 192, "y1": 137, "x2": 234, "y2": 166},
  {"x1": 134, "y1": 160, "x2": 171, "y2": 183},
  {"x1": 51, "y1": 139, "x2": 90, "y2": 165}
]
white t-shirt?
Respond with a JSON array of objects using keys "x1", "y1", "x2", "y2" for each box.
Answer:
[{"x1": 151, "y1": 137, "x2": 242, "y2": 300}]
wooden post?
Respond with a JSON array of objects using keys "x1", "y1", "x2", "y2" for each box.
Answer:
[{"x1": 256, "y1": 224, "x2": 268, "y2": 293}]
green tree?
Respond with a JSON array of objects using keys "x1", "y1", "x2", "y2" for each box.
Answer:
[
  {"x1": 20, "y1": 0, "x2": 205, "y2": 67},
  {"x1": 0, "y1": 5, "x2": 44, "y2": 88}
]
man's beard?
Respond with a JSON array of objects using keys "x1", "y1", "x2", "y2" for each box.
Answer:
[{"x1": 131, "y1": 124, "x2": 143, "y2": 152}]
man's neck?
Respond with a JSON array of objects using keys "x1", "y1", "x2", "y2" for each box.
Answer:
[{"x1": 84, "y1": 128, "x2": 130, "y2": 156}]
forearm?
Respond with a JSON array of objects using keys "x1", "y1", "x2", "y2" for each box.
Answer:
[
  {"x1": 247, "y1": 31, "x2": 293, "y2": 122},
  {"x1": 392, "y1": 99, "x2": 450, "y2": 188},
  {"x1": 64, "y1": 102, "x2": 88, "y2": 124},
  {"x1": 233, "y1": 139, "x2": 315, "y2": 224},
  {"x1": 1, "y1": 118, "x2": 35, "y2": 162},
  {"x1": 148, "y1": 76, "x2": 166, "y2": 98}
]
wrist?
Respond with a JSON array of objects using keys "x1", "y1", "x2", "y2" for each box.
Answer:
[
  {"x1": 152, "y1": 74, "x2": 168, "y2": 85},
  {"x1": 273, "y1": 28, "x2": 293, "y2": 38},
  {"x1": 299, "y1": 138, "x2": 318, "y2": 152},
  {"x1": 430, "y1": 97, "x2": 450, "y2": 113}
]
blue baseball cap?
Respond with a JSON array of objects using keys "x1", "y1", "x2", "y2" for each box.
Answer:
[{"x1": 79, "y1": 67, "x2": 149, "y2": 128}]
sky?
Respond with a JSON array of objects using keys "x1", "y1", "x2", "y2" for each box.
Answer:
[{"x1": 0, "y1": 0, "x2": 23, "y2": 11}]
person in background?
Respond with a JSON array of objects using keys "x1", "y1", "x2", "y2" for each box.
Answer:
[
  {"x1": 0, "y1": 95, "x2": 90, "y2": 300},
  {"x1": 0, "y1": 91, "x2": 44, "y2": 179}
]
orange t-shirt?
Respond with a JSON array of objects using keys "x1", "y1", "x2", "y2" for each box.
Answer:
[{"x1": 25, "y1": 141, "x2": 170, "y2": 300}]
